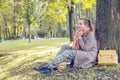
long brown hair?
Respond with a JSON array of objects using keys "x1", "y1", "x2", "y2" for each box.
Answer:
[{"x1": 79, "y1": 18, "x2": 94, "y2": 31}]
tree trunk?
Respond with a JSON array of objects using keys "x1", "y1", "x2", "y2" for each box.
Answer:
[
  {"x1": 0, "y1": 26, "x2": 2, "y2": 42},
  {"x1": 57, "y1": 23, "x2": 61, "y2": 37},
  {"x1": 4, "y1": 28, "x2": 9, "y2": 40},
  {"x1": 68, "y1": 1, "x2": 74, "y2": 42},
  {"x1": 0, "y1": 26, "x2": 1, "y2": 37},
  {"x1": 26, "y1": 2, "x2": 31, "y2": 43},
  {"x1": 22, "y1": 26, "x2": 27, "y2": 38},
  {"x1": 96, "y1": 0, "x2": 120, "y2": 61},
  {"x1": 2, "y1": 13, "x2": 9, "y2": 40},
  {"x1": 13, "y1": 0, "x2": 17, "y2": 38},
  {"x1": 26, "y1": 12, "x2": 31, "y2": 43},
  {"x1": 86, "y1": 9, "x2": 90, "y2": 19},
  {"x1": 28, "y1": 23, "x2": 31, "y2": 43},
  {"x1": 112, "y1": 0, "x2": 120, "y2": 61}
]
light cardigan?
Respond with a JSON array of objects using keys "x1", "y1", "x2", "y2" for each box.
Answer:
[{"x1": 74, "y1": 31, "x2": 98, "y2": 68}]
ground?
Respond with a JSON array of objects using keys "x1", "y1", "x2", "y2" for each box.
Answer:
[{"x1": 0, "y1": 38, "x2": 120, "y2": 80}]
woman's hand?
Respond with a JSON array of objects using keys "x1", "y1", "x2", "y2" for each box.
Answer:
[
  {"x1": 78, "y1": 31, "x2": 83, "y2": 40},
  {"x1": 74, "y1": 30, "x2": 83, "y2": 40}
]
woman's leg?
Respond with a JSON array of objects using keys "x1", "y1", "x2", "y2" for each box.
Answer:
[
  {"x1": 56, "y1": 45, "x2": 72, "y2": 56},
  {"x1": 34, "y1": 49, "x2": 77, "y2": 74},
  {"x1": 48, "y1": 49, "x2": 77, "y2": 68},
  {"x1": 33, "y1": 45, "x2": 73, "y2": 72},
  {"x1": 56, "y1": 45, "x2": 74, "y2": 67}
]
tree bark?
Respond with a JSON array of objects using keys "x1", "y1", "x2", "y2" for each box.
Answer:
[
  {"x1": 26, "y1": 8, "x2": 31, "y2": 43},
  {"x1": 68, "y1": 1, "x2": 74, "y2": 42},
  {"x1": 96, "y1": 0, "x2": 120, "y2": 61},
  {"x1": 2, "y1": 13, "x2": 10, "y2": 40},
  {"x1": 0, "y1": 26, "x2": 1, "y2": 36},
  {"x1": 26, "y1": 0, "x2": 31, "y2": 43},
  {"x1": 13, "y1": 0, "x2": 17, "y2": 38}
]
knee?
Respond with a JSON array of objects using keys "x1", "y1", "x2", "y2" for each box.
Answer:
[
  {"x1": 62, "y1": 45, "x2": 68, "y2": 48},
  {"x1": 62, "y1": 45, "x2": 72, "y2": 49},
  {"x1": 62, "y1": 50, "x2": 70, "y2": 57}
]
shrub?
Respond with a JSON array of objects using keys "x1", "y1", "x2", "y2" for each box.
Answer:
[{"x1": 37, "y1": 29, "x2": 47, "y2": 38}]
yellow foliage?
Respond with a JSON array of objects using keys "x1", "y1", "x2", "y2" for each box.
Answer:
[
  {"x1": 46, "y1": 0, "x2": 96, "y2": 23},
  {"x1": 56, "y1": 8, "x2": 68, "y2": 24},
  {"x1": 82, "y1": 0, "x2": 96, "y2": 10},
  {"x1": 46, "y1": 1, "x2": 68, "y2": 24},
  {"x1": 73, "y1": 0, "x2": 96, "y2": 10},
  {"x1": 74, "y1": 0, "x2": 81, "y2": 3},
  {"x1": 82, "y1": 3, "x2": 92, "y2": 10}
]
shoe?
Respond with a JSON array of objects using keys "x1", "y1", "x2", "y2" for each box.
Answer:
[
  {"x1": 41, "y1": 66, "x2": 58, "y2": 74},
  {"x1": 42, "y1": 66, "x2": 52, "y2": 74},
  {"x1": 66, "y1": 59, "x2": 74, "y2": 68},
  {"x1": 53, "y1": 66, "x2": 58, "y2": 70},
  {"x1": 33, "y1": 65, "x2": 48, "y2": 71},
  {"x1": 33, "y1": 63, "x2": 49, "y2": 71},
  {"x1": 33, "y1": 65, "x2": 58, "y2": 71},
  {"x1": 66, "y1": 64, "x2": 73, "y2": 68}
]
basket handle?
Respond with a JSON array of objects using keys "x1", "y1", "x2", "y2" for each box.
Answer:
[{"x1": 104, "y1": 46, "x2": 111, "y2": 50}]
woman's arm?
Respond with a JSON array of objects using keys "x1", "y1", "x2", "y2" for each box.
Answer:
[
  {"x1": 72, "y1": 30, "x2": 83, "y2": 50},
  {"x1": 79, "y1": 32, "x2": 96, "y2": 51}
]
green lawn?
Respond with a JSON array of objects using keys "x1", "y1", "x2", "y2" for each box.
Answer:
[
  {"x1": 0, "y1": 38, "x2": 69, "y2": 52},
  {"x1": 0, "y1": 38, "x2": 120, "y2": 80}
]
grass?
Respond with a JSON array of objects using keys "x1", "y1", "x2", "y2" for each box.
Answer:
[
  {"x1": 0, "y1": 38, "x2": 69, "y2": 52},
  {"x1": 0, "y1": 38, "x2": 70, "y2": 80},
  {"x1": 0, "y1": 38, "x2": 120, "y2": 80}
]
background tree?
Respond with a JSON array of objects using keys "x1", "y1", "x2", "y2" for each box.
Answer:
[
  {"x1": 0, "y1": 0, "x2": 97, "y2": 42},
  {"x1": 96, "y1": 0, "x2": 120, "y2": 61},
  {"x1": 0, "y1": 0, "x2": 12, "y2": 40},
  {"x1": 68, "y1": 0, "x2": 96, "y2": 42},
  {"x1": 22, "y1": 0, "x2": 35, "y2": 43}
]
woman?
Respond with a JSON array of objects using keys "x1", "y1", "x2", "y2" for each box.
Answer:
[{"x1": 34, "y1": 18, "x2": 98, "y2": 74}]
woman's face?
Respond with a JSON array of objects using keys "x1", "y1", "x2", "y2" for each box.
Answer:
[
  {"x1": 76, "y1": 20, "x2": 90, "y2": 33},
  {"x1": 76, "y1": 20, "x2": 86, "y2": 30}
]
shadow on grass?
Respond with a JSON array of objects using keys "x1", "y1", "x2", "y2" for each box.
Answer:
[
  {"x1": 2, "y1": 59, "x2": 120, "y2": 80},
  {"x1": 0, "y1": 53, "x2": 10, "y2": 57},
  {"x1": 1, "y1": 52, "x2": 120, "y2": 80}
]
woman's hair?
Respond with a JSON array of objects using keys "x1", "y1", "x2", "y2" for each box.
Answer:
[{"x1": 79, "y1": 18, "x2": 94, "y2": 31}]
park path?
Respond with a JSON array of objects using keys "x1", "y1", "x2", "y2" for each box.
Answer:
[{"x1": 0, "y1": 46, "x2": 61, "y2": 80}]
